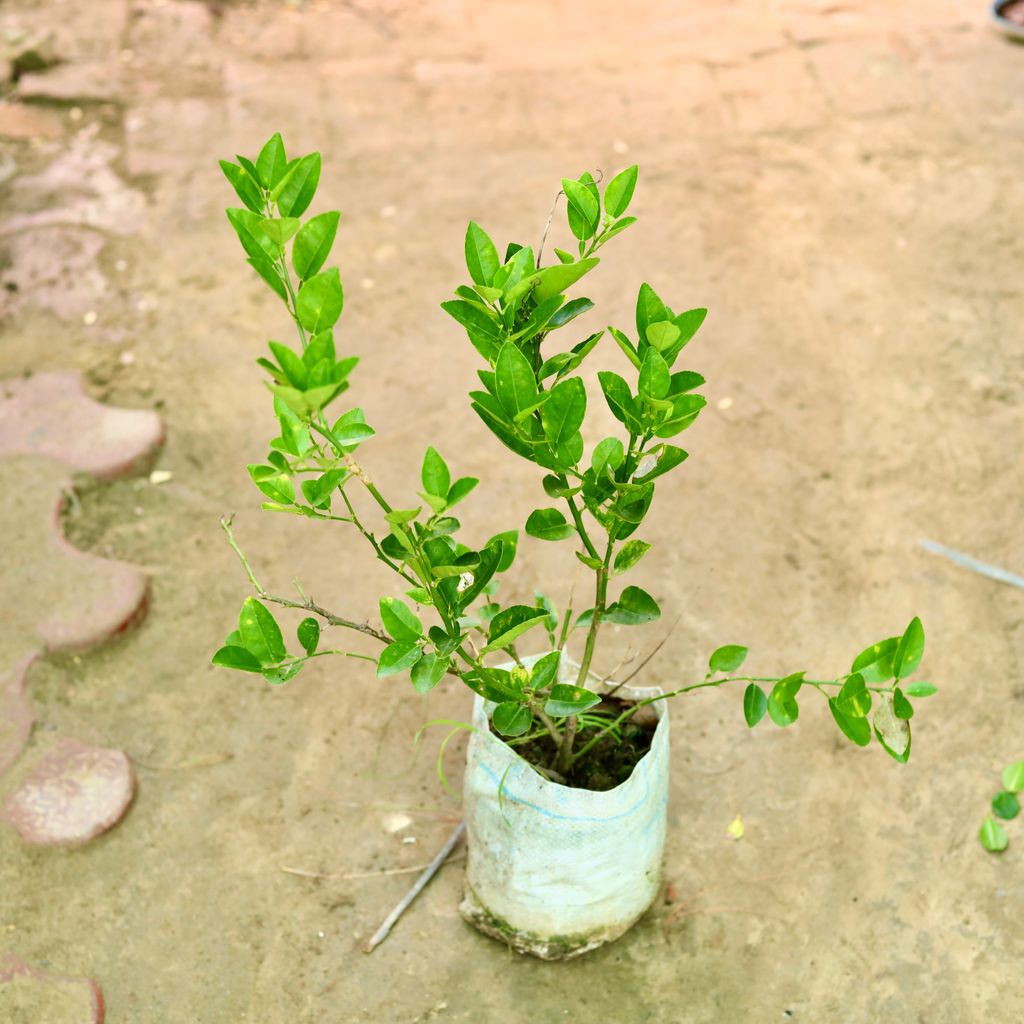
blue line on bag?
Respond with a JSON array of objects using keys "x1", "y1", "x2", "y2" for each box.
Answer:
[{"x1": 477, "y1": 759, "x2": 658, "y2": 823}]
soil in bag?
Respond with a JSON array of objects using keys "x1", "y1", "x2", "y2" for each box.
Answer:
[{"x1": 492, "y1": 696, "x2": 657, "y2": 792}]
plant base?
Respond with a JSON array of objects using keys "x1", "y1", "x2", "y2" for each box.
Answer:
[{"x1": 459, "y1": 883, "x2": 633, "y2": 960}]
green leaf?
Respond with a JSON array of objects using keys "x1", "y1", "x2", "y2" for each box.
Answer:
[
  {"x1": 492, "y1": 701, "x2": 533, "y2": 737},
  {"x1": 236, "y1": 154, "x2": 261, "y2": 186},
  {"x1": 638, "y1": 347, "x2": 670, "y2": 401},
  {"x1": 828, "y1": 699, "x2": 871, "y2": 746},
  {"x1": 904, "y1": 681, "x2": 937, "y2": 698},
  {"x1": 481, "y1": 605, "x2": 549, "y2": 655},
  {"x1": 297, "y1": 617, "x2": 320, "y2": 655},
  {"x1": 605, "y1": 586, "x2": 660, "y2": 625},
  {"x1": 743, "y1": 683, "x2": 767, "y2": 727},
  {"x1": 212, "y1": 645, "x2": 264, "y2": 673},
  {"x1": 562, "y1": 178, "x2": 600, "y2": 239},
  {"x1": 979, "y1": 816, "x2": 1009, "y2": 853},
  {"x1": 836, "y1": 673, "x2": 872, "y2": 718},
  {"x1": 421, "y1": 446, "x2": 451, "y2": 499},
  {"x1": 380, "y1": 597, "x2": 423, "y2": 642},
  {"x1": 275, "y1": 152, "x2": 320, "y2": 217},
  {"x1": 662, "y1": 308, "x2": 708, "y2": 364},
  {"x1": 494, "y1": 342, "x2": 538, "y2": 419},
  {"x1": 645, "y1": 321, "x2": 680, "y2": 353},
  {"x1": 893, "y1": 616, "x2": 925, "y2": 680},
  {"x1": 767, "y1": 693, "x2": 799, "y2": 727},
  {"x1": 576, "y1": 551, "x2": 603, "y2": 570},
  {"x1": 634, "y1": 444, "x2": 688, "y2": 484},
  {"x1": 654, "y1": 394, "x2": 706, "y2": 438},
  {"x1": 598, "y1": 215, "x2": 637, "y2": 246},
  {"x1": 376, "y1": 640, "x2": 423, "y2": 678},
  {"x1": 613, "y1": 539, "x2": 651, "y2": 575},
  {"x1": 296, "y1": 268, "x2": 344, "y2": 334},
  {"x1": 850, "y1": 637, "x2": 899, "y2": 684},
  {"x1": 465, "y1": 220, "x2": 501, "y2": 287},
  {"x1": 548, "y1": 297, "x2": 594, "y2": 330},
  {"x1": 256, "y1": 132, "x2": 288, "y2": 189},
  {"x1": 247, "y1": 257, "x2": 287, "y2": 301},
  {"x1": 329, "y1": 408, "x2": 375, "y2": 448},
  {"x1": 525, "y1": 507, "x2": 575, "y2": 542},
  {"x1": 219, "y1": 160, "x2": 263, "y2": 213},
  {"x1": 268, "y1": 341, "x2": 308, "y2": 388},
  {"x1": 709, "y1": 645, "x2": 748, "y2": 673},
  {"x1": 226, "y1": 208, "x2": 281, "y2": 262},
  {"x1": 635, "y1": 282, "x2": 670, "y2": 342},
  {"x1": 384, "y1": 507, "x2": 421, "y2": 526},
  {"x1": 239, "y1": 597, "x2": 286, "y2": 665},
  {"x1": 531, "y1": 258, "x2": 600, "y2": 303},
  {"x1": 259, "y1": 217, "x2": 300, "y2": 244},
  {"x1": 873, "y1": 694, "x2": 911, "y2": 762},
  {"x1": 772, "y1": 672, "x2": 804, "y2": 703},
  {"x1": 293, "y1": 211, "x2": 340, "y2": 280},
  {"x1": 540, "y1": 377, "x2": 587, "y2": 459},
  {"x1": 544, "y1": 683, "x2": 602, "y2": 718},
  {"x1": 300, "y1": 468, "x2": 346, "y2": 509},
  {"x1": 592, "y1": 437, "x2": 625, "y2": 480},
  {"x1": 609, "y1": 326, "x2": 641, "y2": 369},
  {"x1": 992, "y1": 791, "x2": 1020, "y2": 821},
  {"x1": 604, "y1": 164, "x2": 638, "y2": 218},
  {"x1": 261, "y1": 662, "x2": 302, "y2": 686},
  {"x1": 446, "y1": 476, "x2": 478, "y2": 507},
  {"x1": 530, "y1": 651, "x2": 561, "y2": 690},
  {"x1": 1002, "y1": 761, "x2": 1024, "y2": 793},
  {"x1": 410, "y1": 652, "x2": 448, "y2": 694},
  {"x1": 598, "y1": 371, "x2": 640, "y2": 431},
  {"x1": 892, "y1": 686, "x2": 914, "y2": 720},
  {"x1": 454, "y1": 544, "x2": 501, "y2": 608}
]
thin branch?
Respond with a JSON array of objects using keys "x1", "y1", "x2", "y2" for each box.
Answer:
[
  {"x1": 605, "y1": 619, "x2": 679, "y2": 697},
  {"x1": 220, "y1": 514, "x2": 392, "y2": 644},
  {"x1": 536, "y1": 187, "x2": 564, "y2": 268}
]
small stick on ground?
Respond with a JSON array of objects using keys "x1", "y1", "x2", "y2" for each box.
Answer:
[
  {"x1": 363, "y1": 820, "x2": 466, "y2": 953},
  {"x1": 280, "y1": 852, "x2": 466, "y2": 882}
]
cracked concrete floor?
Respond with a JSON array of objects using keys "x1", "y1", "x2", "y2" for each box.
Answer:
[{"x1": 2, "y1": 0, "x2": 1024, "y2": 1021}]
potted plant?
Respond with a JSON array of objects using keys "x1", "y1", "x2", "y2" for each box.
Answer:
[{"x1": 213, "y1": 134, "x2": 936, "y2": 959}]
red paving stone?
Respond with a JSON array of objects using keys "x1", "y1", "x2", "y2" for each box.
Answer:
[
  {"x1": 3, "y1": 738, "x2": 134, "y2": 846},
  {"x1": 35, "y1": 489, "x2": 150, "y2": 652},
  {"x1": 0, "y1": 654, "x2": 37, "y2": 781},
  {"x1": 0, "y1": 372, "x2": 163, "y2": 480},
  {"x1": 0, "y1": 954, "x2": 105, "y2": 1023}
]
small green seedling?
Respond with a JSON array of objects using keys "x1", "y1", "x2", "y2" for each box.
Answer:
[
  {"x1": 213, "y1": 134, "x2": 934, "y2": 784},
  {"x1": 981, "y1": 759, "x2": 1024, "y2": 852}
]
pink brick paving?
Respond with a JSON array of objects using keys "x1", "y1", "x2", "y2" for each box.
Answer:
[
  {"x1": 0, "y1": 372, "x2": 164, "y2": 480},
  {"x1": 0, "y1": 370, "x2": 163, "y2": 843},
  {"x1": 3, "y1": 738, "x2": 135, "y2": 846},
  {"x1": 0, "y1": 371, "x2": 159, "y2": 1011},
  {"x1": 0, "y1": 954, "x2": 105, "y2": 1023},
  {"x1": 0, "y1": 654, "x2": 36, "y2": 780},
  {"x1": 36, "y1": 488, "x2": 150, "y2": 652}
]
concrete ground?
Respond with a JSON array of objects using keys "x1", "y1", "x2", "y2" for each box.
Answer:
[{"x1": 2, "y1": 0, "x2": 1023, "y2": 1020}]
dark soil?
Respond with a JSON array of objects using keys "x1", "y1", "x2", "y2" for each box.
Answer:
[{"x1": 494, "y1": 697, "x2": 658, "y2": 792}]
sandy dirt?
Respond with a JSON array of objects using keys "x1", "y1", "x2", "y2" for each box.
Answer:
[{"x1": 2, "y1": 0, "x2": 1024, "y2": 1020}]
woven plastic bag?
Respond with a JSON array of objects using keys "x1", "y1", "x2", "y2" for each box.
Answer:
[{"x1": 460, "y1": 664, "x2": 669, "y2": 959}]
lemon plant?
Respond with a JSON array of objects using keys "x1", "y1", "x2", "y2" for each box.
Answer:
[{"x1": 213, "y1": 133, "x2": 935, "y2": 784}]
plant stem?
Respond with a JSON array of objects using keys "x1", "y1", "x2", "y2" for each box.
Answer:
[
  {"x1": 220, "y1": 515, "x2": 392, "y2": 644},
  {"x1": 565, "y1": 493, "x2": 600, "y2": 561},
  {"x1": 555, "y1": 529, "x2": 616, "y2": 775},
  {"x1": 568, "y1": 672, "x2": 872, "y2": 767}
]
